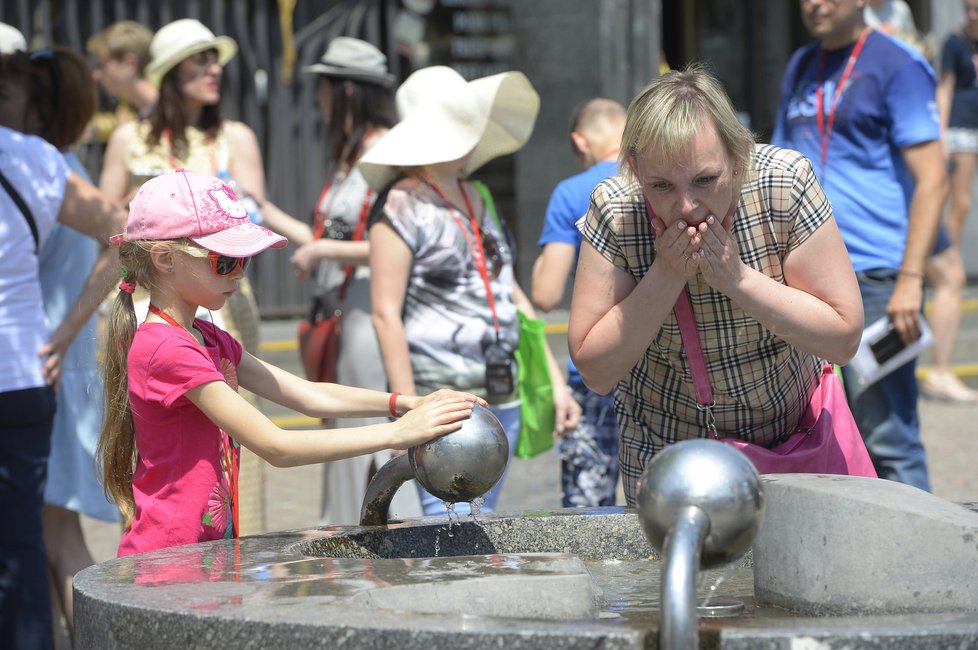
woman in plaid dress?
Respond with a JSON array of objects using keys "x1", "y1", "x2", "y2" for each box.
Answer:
[{"x1": 568, "y1": 66, "x2": 864, "y2": 505}]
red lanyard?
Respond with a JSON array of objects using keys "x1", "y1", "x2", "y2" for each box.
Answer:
[
  {"x1": 816, "y1": 27, "x2": 871, "y2": 172},
  {"x1": 423, "y1": 175, "x2": 501, "y2": 336},
  {"x1": 148, "y1": 304, "x2": 187, "y2": 330}
]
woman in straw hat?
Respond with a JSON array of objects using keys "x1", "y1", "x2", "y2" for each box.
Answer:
[
  {"x1": 98, "y1": 17, "x2": 268, "y2": 534},
  {"x1": 362, "y1": 66, "x2": 581, "y2": 516},
  {"x1": 255, "y1": 37, "x2": 422, "y2": 523}
]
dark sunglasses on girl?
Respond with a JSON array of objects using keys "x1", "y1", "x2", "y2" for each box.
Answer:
[{"x1": 207, "y1": 250, "x2": 251, "y2": 275}]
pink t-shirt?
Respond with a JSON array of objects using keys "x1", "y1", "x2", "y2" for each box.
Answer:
[{"x1": 118, "y1": 319, "x2": 243, "y2": 557}]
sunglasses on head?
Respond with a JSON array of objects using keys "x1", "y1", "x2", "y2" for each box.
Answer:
[{"x1": 207, "y1": 250, "x2": 251, "y2": 275}]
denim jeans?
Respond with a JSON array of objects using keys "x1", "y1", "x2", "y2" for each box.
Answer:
[
  {"x1": 559, "y1": 383, "x2": 619, "y2": 507},
  {"x1": 415, "y1": 400, "x2": 520, "y2": 516},
  {"x1": 841, "y1": 269, "x2": 931, "y2": 491},
  {"x1": 0, "y1": 386, "x2": 56, "y2": 650}
]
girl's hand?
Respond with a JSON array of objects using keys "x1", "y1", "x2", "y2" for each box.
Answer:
[
  {"x1": 390, "y1": 397, "x2": 477, "y2": 449},
  {"x1": 650, "y1": 215, "x2": 700, "y2": 280},
  {"x1": 412, "y1": 389, "x2": 487, "y2": 411}
]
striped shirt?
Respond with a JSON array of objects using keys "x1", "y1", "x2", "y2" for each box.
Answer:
[{"x1": 579, "y1": 144, "x2": 829, "y2": 496}]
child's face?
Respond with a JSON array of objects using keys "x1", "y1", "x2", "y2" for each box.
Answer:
[{"x1": 172, "y1": 247, "x2": 249, "y2": 312}]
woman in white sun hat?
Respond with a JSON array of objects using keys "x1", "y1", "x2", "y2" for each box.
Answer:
[
  {"x1": 97, "y1": 17, "x2": 269, "y2": 534},
  {"x1": 363, "y1": 66, "x2": 581, "y2": 516}
]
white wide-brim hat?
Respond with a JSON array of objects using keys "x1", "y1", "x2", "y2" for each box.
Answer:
[
  {"x1": 302, "y1": 36, "x2": 396, "y2": 88},
  {"x1": 358, "y1": 66, "x2": 540, "y2": 190},
  {"x1": 0, "y1": 23, "x2": 26, "y2": 54},
  {"x1": 145, "y1": 18, "x2": 237, "y2": 87}
]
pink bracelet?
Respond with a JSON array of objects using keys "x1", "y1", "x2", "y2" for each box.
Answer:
[{"x1": 389, "y1": 392, "x2": 400, "y2": 418}]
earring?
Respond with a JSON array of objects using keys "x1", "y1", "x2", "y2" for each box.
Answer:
[{"x1": 167, "y1": 267, "x2": 174, "y2": 273}]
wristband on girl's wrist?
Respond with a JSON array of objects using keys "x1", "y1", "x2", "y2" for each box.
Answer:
[{"x1": 389, "y1": 392, "x2": 400, "y2": 418}]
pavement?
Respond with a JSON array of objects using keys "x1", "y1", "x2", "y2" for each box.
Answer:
[{"x1": 81, "y1": 298, "x2": 978, "y2": 565}]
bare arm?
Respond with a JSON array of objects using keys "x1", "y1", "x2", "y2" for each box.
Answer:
[
  {"x1": 292, "y1": 238, "x2": 371, "y2": 281},
  {"x1": 887, "y1": 139, "x2": 948, "y2": 343},
  {"x1": 695, "y1": 215, "x2": 864, "y2": 364},
  {"x1": 39, "y1": 173, "x2": 128, "y2": 384},
  {"x1": 568, "y1": 242, "x2": 687, "y2": 394},
  {"x1": 187, "y1": 379, "x2": 476, "y2": 467},
  {"x1": 258, "y1": 198, "x2": 314, "y2": 245},
  {"x1": 369, "y1": 219, "x2": 417, "y2": 396},
  {"x1": 228, "y1": 123, "x2": 266, "y2": 204},
  {"x1": 936, "y1": 70, "x2": 955, "y2": 136},
  {"x1": 531, "y1": 242, "x2": 576, "y2": 312},
  {"x1": 98, "y1": 122, "x2": 134, "y2": 202}
]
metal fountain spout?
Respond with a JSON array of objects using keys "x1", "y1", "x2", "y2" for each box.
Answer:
[
  {"x1": 636, "y1": 439, "x2": 765, "y2": 650},
  {"x1": 359, "y1": 403, "x2": 509, "y2": 526}
]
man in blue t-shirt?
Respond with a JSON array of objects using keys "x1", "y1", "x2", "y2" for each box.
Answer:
[
  {"x1": 532, "y1": 98, "x2": 625, "y2": 507},
  {"x1": 772, "y1": 0, "x2": 947, "y2": 491}
]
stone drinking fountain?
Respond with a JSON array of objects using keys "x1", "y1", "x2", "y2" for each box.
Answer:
[{"x1": 75, "y1": 411, "x2": 978, "y2": 649}]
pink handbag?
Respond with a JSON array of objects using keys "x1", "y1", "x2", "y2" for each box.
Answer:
[{"x1": 673, "y1": 286, "x2": 877, "y2": 478}]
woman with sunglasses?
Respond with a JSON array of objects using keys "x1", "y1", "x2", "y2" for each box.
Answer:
[
  {"x1": 98, "y1": 18, "x2": 269, "y2": 534},
  {"x1": 362, "y1": 67, "x2": 581, "y2": 516},
  {"x1": 100, "y1": 169, "x2": 482, "y2": 557}
]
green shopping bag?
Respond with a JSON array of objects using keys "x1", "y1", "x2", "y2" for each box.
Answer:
[{"x1": 514, "y1": 310, "x2": 555, "y2": 459}]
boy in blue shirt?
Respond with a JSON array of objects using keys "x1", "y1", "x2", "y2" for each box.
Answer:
[{"x1": 532, "y1": 98, "x2": 625, "y2": 506}]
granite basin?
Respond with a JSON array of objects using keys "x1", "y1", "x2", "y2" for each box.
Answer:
[{"x1": 74, "y1": 476, "x2": 978, "y2": 649}]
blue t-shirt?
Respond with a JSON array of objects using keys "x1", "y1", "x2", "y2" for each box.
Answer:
[
  {"x1": 941, "y1": 32, "x2": 978, "y2": 129},
  {"x1": 772, "y1": 30, "x2": 939, "y2": 272},
  {"x1": 538, "y1": 159, "x2": 617, "y2": 386}
]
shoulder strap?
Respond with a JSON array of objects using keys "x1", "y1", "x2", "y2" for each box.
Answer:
[
  {"x1": 472, "y1": 180, "x2": 500, "y2": 231},
  {"x1": 472, "y1": 179, "x2": 517, "y2": 252},
  {"x1": 0, "y1": 167, "x2": 39, "y2": 253}
]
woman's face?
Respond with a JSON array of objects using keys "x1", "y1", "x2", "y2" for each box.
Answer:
[
  {"x1": 177, "y1": 49, "x2": 222, "y2": 107},
  {"x1": 966, "y1": 0, "x2": 978, "y2": 30},
  {"x1": 316, "y1": 76, "x2": 333, "y2": 123},
  {"x1": 629, "y1": 118, "x2": 740, "y2": 229}
]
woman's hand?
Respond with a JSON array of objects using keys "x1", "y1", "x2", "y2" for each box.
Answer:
[
  {"x1": 389, "y1": 396, "x2": 479, "y2": 450},
  {"x1": 650, "y1": 215, "x2": 700, "y2": 280},
  {"x1": 687, "y1": 214, "x2": 744, "y2": 292},
  {"x1": 291, "y1": 240, "x2": 332, "y2": 280},
  {"x1": 552, "y1": 385, "x2": 582, "y2": 437}
]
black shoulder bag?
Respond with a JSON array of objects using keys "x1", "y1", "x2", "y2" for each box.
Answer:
[{"x1": 0, "y1": 167, "x2": 39, "y2": 253}]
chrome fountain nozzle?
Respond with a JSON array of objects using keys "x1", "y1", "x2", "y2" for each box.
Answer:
[
  {"x1": 635, "y1": 438, "x2": 765, "y2": 650},
  {"x1": 360, "y1": 403, "x2": 509, "y2": 526}
]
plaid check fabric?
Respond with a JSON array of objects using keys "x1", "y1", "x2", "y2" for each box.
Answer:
[{"x1": 579, "y1": 145, "x2": 829, "y2": 504}]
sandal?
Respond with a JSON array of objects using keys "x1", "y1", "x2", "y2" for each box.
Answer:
[{"x1": 921, "y1": 371, "x2": 978, "y2": 403}]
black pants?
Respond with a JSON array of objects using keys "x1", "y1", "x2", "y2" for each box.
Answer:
[{"x1": 0, "y1": 386, "x2": 55, "y2": 650}]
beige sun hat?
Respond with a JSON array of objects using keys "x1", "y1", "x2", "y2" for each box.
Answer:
[
  {"x1": 302, "y1": 36, "x2": 395, "y2": 88},
  {"x1": 144, "y1": 18, "x2": 237, "y2": 87},
  {"x1": 357, "y1": 65, "x2": 540, "y2": 190}
]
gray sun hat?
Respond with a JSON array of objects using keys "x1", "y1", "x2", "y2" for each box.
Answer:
[{"x1": 302, "y1": 36, "x2": 395, "y2": 88}]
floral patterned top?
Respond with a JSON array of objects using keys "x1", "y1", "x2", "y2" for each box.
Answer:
[{"x1": 118, "y1": 319, "x2": 243, "y2": 557}]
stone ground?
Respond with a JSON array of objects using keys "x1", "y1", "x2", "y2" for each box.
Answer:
[{"x1": 79, "y1": 299, "x2": 978, "y2": 564}]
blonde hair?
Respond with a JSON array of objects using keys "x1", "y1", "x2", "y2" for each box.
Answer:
[
  {"x1": 620, "y1": 64, "x2": 755, "y2": 182},
  {"x1": 86, "y1": 20, "x2": 153, "y2": 74},
  {"x1": 97, "y1": 239, "x2": 197, "y2": 526}
]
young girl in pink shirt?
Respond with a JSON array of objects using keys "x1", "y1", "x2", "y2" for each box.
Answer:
[{"x1": 100, "y1": 169, "x2": 481, "y2": 556}]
